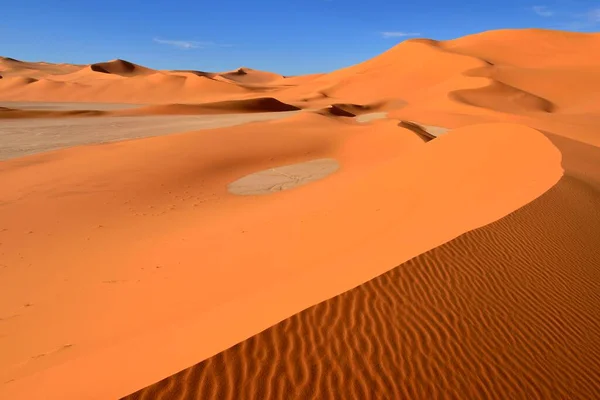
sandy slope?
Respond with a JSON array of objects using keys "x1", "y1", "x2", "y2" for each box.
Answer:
[
  {"x1": 1, "y1": 28, "x2": 599, "y2": 399},
  {"x1": 0, "y1": 120, "x2": 561, "y2": 400},
  {"x1": 124, "y1": 175, "x2": 600, "y2": 400}
]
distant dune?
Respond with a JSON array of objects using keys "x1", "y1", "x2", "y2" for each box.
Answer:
[
  {"x1": 1, "y1": 28, "x2": 599, "y2": 400},
  {"x1": 89, "y1": 59, "x2": 154, "y2": 76},
  {"x1": 118, "y1": 98, "x2": 301, "y2": 115},
  {"x1": 217, "y1": 67, "x2": 284, "y2": 85},
  {"x1": 0, "y1": 97, "x2": 300, "y2": 119}
]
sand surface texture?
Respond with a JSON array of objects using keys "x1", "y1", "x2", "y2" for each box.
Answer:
[
  {"x1": 1, "y1": 28, "x2": 599, "y2": 400},
  {"x1": 0, "y1": 108, "x2": 302, "y2": 160}
]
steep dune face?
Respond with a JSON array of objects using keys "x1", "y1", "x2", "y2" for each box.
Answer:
[
  {"x1": 117, "y1": 98, "x2": 301, "y2": 116},
  {"x1": 123, "y1": 175, "x2": 600, "y2": 400},
  {"x1": 0, "y1": 120, "x2": 563, "y2": 400},
  {"x1": 89, "y1": 59, "x2": 154, "y2": 76},
  {"x1": 281, "y1": 39, "x2": 490, "y2": 105},
  {"x1": 0, "y1": 70, "x2": 254, "y2": 103}
]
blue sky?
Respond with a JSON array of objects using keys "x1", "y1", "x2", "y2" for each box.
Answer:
[{"x1": 1, "y1": 0, "x2": 598, "y2": 75}]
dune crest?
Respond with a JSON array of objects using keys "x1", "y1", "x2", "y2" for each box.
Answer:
[
  {"x1": 0, "y1": 120, "x2": 563, "y2": 400},
  {"x1": 123, "y1": 175, "x2": 600, "y2": 400},
  {"x1": 118, "y1": 97, "x2": 301, "y2": 116},
  {"x1": 89, "y1": 59, "x2": 154, "y2": 76}
]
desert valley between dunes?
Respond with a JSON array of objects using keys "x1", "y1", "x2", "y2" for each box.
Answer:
[{"x1": 1, "y1": 28, "x2": 600, "y2": 399}]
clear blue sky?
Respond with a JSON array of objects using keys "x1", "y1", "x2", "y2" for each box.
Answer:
[{"x1": 1, "y1": 0, "x2": 598, "y2": 75}]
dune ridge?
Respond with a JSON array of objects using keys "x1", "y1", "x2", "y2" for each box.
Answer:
[
  {"x1": 118, "y1": 98, "x2": 301, "y2": 115},
  {"x1": 123, "y1": 175, "x2": 600, "y2": 400},
  {"x1": 89, "y1": 59, "x2": 154, "y2": 76}
]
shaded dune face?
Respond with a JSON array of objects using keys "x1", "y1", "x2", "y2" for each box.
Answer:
[
  {"x1": 449, "y1": 81, "x2": 555, "y2": 113},
  {"x1": 123, "y1": 176, "x2": 600, "y2": 400},
  {"x1": 89, "y1": 60, "x2": 151, "y2": 76},
  {"x1": 123, "y1": 98, "x2": 301, "y2": 115}
]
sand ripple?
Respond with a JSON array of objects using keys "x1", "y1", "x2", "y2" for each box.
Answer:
[{"x1": 124, "y1": 175, "x2": 600, "y2": 399}]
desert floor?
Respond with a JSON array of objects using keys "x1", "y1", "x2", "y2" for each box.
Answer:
[{"x1": 0, "y1": 28, "x2": 599, "y2": 400}]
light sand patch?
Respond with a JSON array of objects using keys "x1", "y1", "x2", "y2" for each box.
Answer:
[
  {"x1": 0, "y1": 111, "x2": 301, "y2": 161},
  {"x1": 355, "y1": 112, "x2": 388, "y2": 123},
  {"x1": 228, "y1": 158, "x2": 339, "y2": 195},
  {"x1": 0, "y1": 101, "x2": 143, "y2": 111}
]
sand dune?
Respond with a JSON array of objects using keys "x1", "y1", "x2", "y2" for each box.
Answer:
[
  {"x1": 1, "y1": 27, "x2": 599, "y2": 400},
  {"x1": 0, "y1": 56, "x2": 83, "y2": 78},
  {"x1": 0, "y1": 119, "x2": 562, "y2": 399},
  {"x1": 0, "y1": 98, "x2": 300, "y2": 119},
  {"x1": 449, "y1": 80, "x2": 555, "y2": 113},
  {"x1": 89, "y1": 59, "x2": 154, "y2": 76},
  {"x1": 217, "y1": 67, "x2": 284, "y2": 85},
  {"x1": 123, "y1": 175, "x2": 600, "y2": 400},
  {"x1": 442, "y1": 29, "x2": 600, "y2": 68},
  {"x1": 118, "y1": 98, "x2": 301, "y2": 116}
]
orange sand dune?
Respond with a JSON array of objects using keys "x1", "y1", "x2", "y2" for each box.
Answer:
[
  {"x1": 89, "y1": 59, "x2": 154, "y2": 76},
  {"x1": 217, "y1": 67, "x2": 284, "y2": 85},
  {"x1": 449, "y1": 80, "x2": 555, "y2": 113},
  {"x1": 442, "y1": 29, "x2": 600, "y2": 67},
  {"x1": 2, "y1": 27, "x2": 600, "y2": 400},
  {"x1": 0, "y1": 70, "x2": 254, "y2": 103},
  {"x1": 0, "y1": 56, "x2": 83, "y2": 78},
  {"x1": 0, "y1": 58, "x2": 314, "y2": 104},
  {"x1": 1, "y1": 29, "x2": 598, "y2": 112},
  {"x1": 0, "y1": 97, "x2": 300, "y2": 118},
  {"x1": 440, "y1": 29, "x2": 600, "y2": 115},
  {"x1": 276, "y1": 39, "x2": 489, "y2": 105},
  {"x1": 124, "y1": 175, "x2": 600, "y2": 400},
  {"x1": 0, "y1": 119, "x2": 561, "y2": 400},
  {"x1": 118, "y1": 97, "x2": 301, "y2": 115}
]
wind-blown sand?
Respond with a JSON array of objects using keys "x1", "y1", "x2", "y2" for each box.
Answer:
[
  {"x1": 124, "y1": 176, "x2": 600, "y2": 400},
  {"x1": 1, "y1": 28, "x2": 599, "y2": 399}
]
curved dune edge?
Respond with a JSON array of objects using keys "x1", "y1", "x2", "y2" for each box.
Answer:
[
  {"x1": 0, "y1": 122, "x2": 562, "y2": 400},
  {"x1": 227, "y1": 158, "x2": 340, "y2": 195},
  {"x1": 117, "y1": 97, "x2": 301, "y2": 116},
  {"x1": 123, "y1": 175, "x2": 600, "y2": 399}
]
